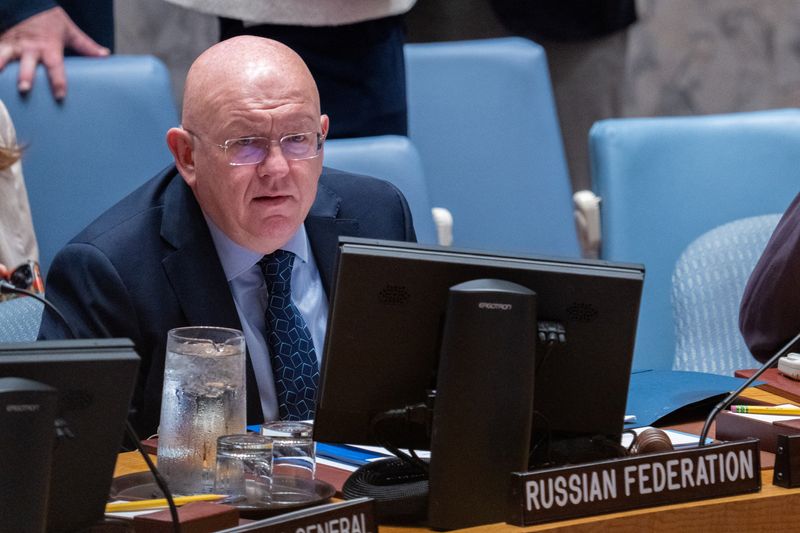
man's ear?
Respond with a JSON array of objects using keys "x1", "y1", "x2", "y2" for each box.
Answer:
[
  {"x1": 166, "y1": 127, "x2": 196, "y2": 185},
  {"x1": 320, "y1": 114, "x2": 330, "y2": 139}
]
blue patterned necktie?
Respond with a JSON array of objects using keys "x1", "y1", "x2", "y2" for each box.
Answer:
[{"x1": 259, "y1": 249, "x2": 320, "y2": 420}]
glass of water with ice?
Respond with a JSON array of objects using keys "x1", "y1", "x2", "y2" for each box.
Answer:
[{"x1": 157, "y1": 327, "x2": 246, "y2": 495}]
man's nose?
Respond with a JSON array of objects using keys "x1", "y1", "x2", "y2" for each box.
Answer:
[{"x1": 257, "y1": 142, "x2": 290, "y2": 175}]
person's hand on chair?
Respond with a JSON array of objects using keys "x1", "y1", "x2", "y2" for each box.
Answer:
[{"x1": 0, "y1": 7, "x2": 110, "y2": 100}]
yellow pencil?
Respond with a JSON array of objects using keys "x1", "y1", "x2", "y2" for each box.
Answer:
[
  {"x1": 730, "y1": 405, "x2": 800, "y2": 416},
  {"x1": 105, "y1": 494, "x2": 226, "y2": 513}
]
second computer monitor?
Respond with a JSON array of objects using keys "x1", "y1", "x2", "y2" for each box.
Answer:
[{"x1": 314, "y1": 238, "x2": 644, "y2": 460}]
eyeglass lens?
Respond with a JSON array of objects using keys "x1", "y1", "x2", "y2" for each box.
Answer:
[{"x1": 227, "y1": 133, "x2": 320, "y2": 165}]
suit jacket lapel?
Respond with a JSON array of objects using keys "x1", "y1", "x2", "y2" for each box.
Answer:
[
  {"x1": 160, "y1": 177, "x2": 239, "y2": 328},
  {"x1": 306, "y1": 178, "x2": 358, "y2": 295}
]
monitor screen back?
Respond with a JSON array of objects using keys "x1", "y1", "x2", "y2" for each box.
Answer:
[
  {"x1": 315, "y1": 239, "x2": 644, "y2": 450},
  {"x1": 0, "y1": 338, "x2": 139, "y2": 532}
]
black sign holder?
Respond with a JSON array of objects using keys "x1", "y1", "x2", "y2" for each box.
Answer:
[{"x1": 508, "y1": 439, "x2": 761, "y2": 526}]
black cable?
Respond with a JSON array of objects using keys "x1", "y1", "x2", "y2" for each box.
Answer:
[
  {"x1": 342, "y1": 406, "x2": 431, "y2": 522},
  {"x1": 622, "y1": 428, "x2": 639, "y2": 455},
  {"x1": 528, "y1": 410, "x2": 553, "y2": 467},
  {"x1": 535, "y1": 339, "x2": 557, "y2": 375},
  {"x1": 125, "y1": 421, "x2": 181, "y2": 533},
  {"x1": 530, "y1": 336, "x2": 557, "y2": 467},
  {"x1": 370, "y1": 404, "x2": 431, "y2": 474},
  {"x1": 0, "y1": 280, "x2": 78, "y2": 339},
  {"x1": 378, "y1": 440, "x2": 429, "y2": 475}
]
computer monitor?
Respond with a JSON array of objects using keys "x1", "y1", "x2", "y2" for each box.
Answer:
[
  {"x1": 0, "y1": 338, "x2": 139, "y2": 532},
  {"x1": 314, "y1": 238, "x2": 644, "y2": 463}
]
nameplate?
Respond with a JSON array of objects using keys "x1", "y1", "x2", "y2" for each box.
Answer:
[
  {"x1": 507, "y1": 439, "x2": 761, "y2": 526},
  {"x1": 220, "y1": 498, "x2": 375, "y2": 533}
]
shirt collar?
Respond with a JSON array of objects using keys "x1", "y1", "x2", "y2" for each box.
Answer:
[{"x1": 204, "y1": 214, "x2": 310, "y2": 282}]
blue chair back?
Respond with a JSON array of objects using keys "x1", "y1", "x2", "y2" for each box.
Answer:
[
  {"x1": 405, "y1": 37, "x2": 578, "y2": 256},
  {"x1": 672, "y1": 214, "x2": 781, "y2": 375},
  {"x1": 0, "y1": 56, "x2": 178, "y2": 274},
  {"x1": 591, "y1": 109, "x2": 800, "y2": 370},
  {"x1": 323, "y1": 135, "x2": 437, "y2": 244}
]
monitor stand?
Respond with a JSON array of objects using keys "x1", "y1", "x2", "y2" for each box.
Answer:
[
  {"x1": 343, "y1": 279, "x2": 538, "y2": 530},
  {"x1": 427, "y1": 279, "x2": 537, "y2": 530}
]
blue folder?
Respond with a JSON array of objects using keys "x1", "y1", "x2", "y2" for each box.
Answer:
[
  {"x1": 625, "y1": 369, "x2": 759, "y2": 427},
  {"x1": 315, "y1": 443, "x2": 389, "y2": 468}
]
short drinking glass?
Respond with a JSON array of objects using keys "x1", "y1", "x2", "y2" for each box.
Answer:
[
  {"x1": 261, "y1": 421, "x2": 316, "y2": 481},
  {"x1": 215, "y1": 434, "x2": 273, "y2": 501}
]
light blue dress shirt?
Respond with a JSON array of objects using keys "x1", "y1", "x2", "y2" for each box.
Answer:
[{"x1": 205, "y1": 216, "x2": 328, "y2": 422}]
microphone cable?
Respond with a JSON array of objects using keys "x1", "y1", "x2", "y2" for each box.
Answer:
[
  {"x1": 123, "y1": 421, "x2": 181, "y2": 533},
  {"x1": 371, "y1": 403, "x2": 432, "y2": 475},
  {"x1": 0, "y1": 280, "x2": 182, "y2": 532},
  {"x1": 0, "y1": 280, "x2": 78, "y2": 340},
  {"x1": 699, "y1": 328, "x2": 800, "y2": 447}
]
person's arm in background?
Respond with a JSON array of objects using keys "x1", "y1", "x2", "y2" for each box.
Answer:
[
  {"x1": 740, "y1": 192, "x2": 800, "y2": 362},
  {"x1": 0, "y1": 0, "x2": 109, "y2": 99}
]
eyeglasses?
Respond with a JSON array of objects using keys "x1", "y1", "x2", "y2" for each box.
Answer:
[{"x1": 185, "y1": 129, "x2": 325, "y2": 166}]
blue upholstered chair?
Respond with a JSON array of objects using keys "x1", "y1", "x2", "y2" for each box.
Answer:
[
  {"x1": 405, "y1": 37, "x2": 579, "y2": 256},
  {"x1": 590, "y1": 109, "x2": 800, "y2": 370},
  {"x1": 323, "y1": 135, "x2": 439, "y2": 245},
  {"x1": 0, "y1": 297, "x2": 43, "y2": 343},
  {"x1": 0, "y1": 56, "x2": 178, "y2": 274},
  {"x1": 671, "y1": 214, "x2": 781, "y2": 375}
]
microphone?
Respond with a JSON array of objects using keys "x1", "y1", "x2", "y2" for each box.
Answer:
[
  {"x1": 0, "y1": 280, "x2": 182, "y2": 532},
  {"x1": 698, "y1": 329, "x2": 800, "y2": 447}
]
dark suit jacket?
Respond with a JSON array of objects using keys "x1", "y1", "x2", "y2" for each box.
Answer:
[
  {"x1": 490, "y1": 0, "x2": 637, "y2": 42},
  {"x1": 38, "y1": 165, "x2": 416, "y2": 435},
  {"x1": 740, "y1": 192, "x2": 800, "y2": 363}
]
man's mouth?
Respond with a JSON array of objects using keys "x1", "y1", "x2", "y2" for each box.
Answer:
[{"x1": 253, "y1": 194, "x2": 290, "y2": 206}]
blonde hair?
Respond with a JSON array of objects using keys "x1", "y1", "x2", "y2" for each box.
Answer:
[{"x1": 0, "y1": 144, "x2": 20, "y2": 171}]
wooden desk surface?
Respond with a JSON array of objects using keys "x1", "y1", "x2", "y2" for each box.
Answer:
[
  {"x1": 740, "y1": 387, "x2": 790, "y2": 405},
  {"x1": 115, "y1": 386, "x2": 800, "y2": 532},
  {"x1": 114, "y1": 454, "x2": 800, "y2": 532}
]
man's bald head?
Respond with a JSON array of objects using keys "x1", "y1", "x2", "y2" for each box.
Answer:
[
  {"x1": 166, "y1": 35, "x2": 329, "y2": 254},
  {"x1": 181, "y1": 36, "x2": 320, "y2": 131}
]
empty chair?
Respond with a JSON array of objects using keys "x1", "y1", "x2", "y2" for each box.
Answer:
[
  {"x1": 323, "y1": 135, "x2": 439, "y2": 245},
  {"x1": 405, "y1": 37, "x2": 579, "y2": 256},
  {"x1": 590, "y1": 109, "x2": 800, "y2": 370},
  {"x1": 0, "y1": 56, "x2": 178, "y2": 274},
  {"x1": 672, "y1": 214, "x2": 781, "y2": 375}
]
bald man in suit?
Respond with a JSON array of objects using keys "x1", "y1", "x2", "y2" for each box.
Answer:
[{"x1": 38, "y1": 36, "x2": 416, "y2": 436}]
